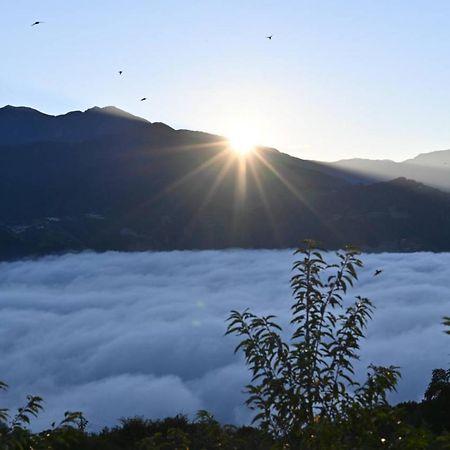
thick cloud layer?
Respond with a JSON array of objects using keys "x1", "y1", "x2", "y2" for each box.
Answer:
[{"x1": 0, "y1": 250, "x2": 448, "y2": 430}]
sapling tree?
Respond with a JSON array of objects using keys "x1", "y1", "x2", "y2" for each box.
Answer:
[{"x1": 226, "y1": 241, "x2": 400, "y2": 441}]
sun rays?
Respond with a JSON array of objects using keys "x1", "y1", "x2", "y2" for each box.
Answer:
[
  {"x1": 228, "y1": 136, "x2": 256, "y2": 156},
  {"x1": 123, "y1": 136, "x2": 334, "y2": 246},
  {"x1": 225, "y1": 122, "x2": 260, "y2": 157}
]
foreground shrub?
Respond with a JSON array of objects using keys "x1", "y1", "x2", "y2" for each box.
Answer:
[
  {"x1": 226, "y1": 241, "x2": 401, "y2": 446},
  {"x1": 0, "y1": 381, "x2": 85, "y2": 449}
]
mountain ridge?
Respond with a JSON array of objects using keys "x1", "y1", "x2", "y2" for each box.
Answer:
[
  {"x1": 0, "y1": 104, "x2": 151, "y2": 146},
  {"x1": 328, "y1": 149, "x2": 450, "y2": 190},
  {"x1": 1, "y1": 105, "x2": 450, "y2": 258}
]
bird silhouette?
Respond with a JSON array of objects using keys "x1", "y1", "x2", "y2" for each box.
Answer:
[
  {"x1": 140, "y1": 97, "x2": 147, "y2": 101},
  {"x1": 118, "y1": 70, "x2": 123, "y2": 75},
  {"x1": 266, "y1": 35, "x2": 273, "y2": 40},
  {"x1": 374, "y1": 269, "x2": 383, "y2": 277},
  {"x1": 31, "y1": 21, "x2": 44, "y2": 26}
]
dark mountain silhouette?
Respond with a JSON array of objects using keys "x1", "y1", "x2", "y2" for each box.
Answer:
[
  {"x1": 1, "y1": 105, "x2": 450, "y2": 259},
  {"x1": 0, "y1": 105, "x2": 148, "y2": 145},
  {"x1": 328, "y1": 150, "x2": 450, "y2": 191}
]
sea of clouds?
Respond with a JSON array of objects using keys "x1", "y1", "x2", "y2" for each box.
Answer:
[{"x1": 0, "y1": 250, "x2": 448, "y2": 430}]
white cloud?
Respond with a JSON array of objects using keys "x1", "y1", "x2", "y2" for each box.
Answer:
[{"x1": 0, "y1": 250, "x2": 448, "y2": 430}]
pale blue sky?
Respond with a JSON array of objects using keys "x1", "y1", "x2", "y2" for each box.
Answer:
[{"x1": 2, "y1": 0, "x2": 450, "y2": 161}]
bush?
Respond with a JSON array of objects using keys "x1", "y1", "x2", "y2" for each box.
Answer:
[
  {"x1": 0, "y1": 381, "x2": 85, "y2": 449},
  {"x1": 226, "y1": 241, "x2": 401, "y2": 446}
]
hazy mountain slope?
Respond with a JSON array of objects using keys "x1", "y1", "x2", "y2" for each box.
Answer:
[
  {"x1": 315, "y1": 177, "x2": 450, "y2": 251},
  {"x1": 329, "y1": 150, "x2": 450, "y2": 191},
  {"x1": 405, "y1": 148, "x2": 450, "y2": 166},
  {"x1": 1, "y1": 105, "x2": 450, "y2": 257}
]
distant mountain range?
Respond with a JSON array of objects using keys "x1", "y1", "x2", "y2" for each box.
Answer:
[
  {"x1": 327, "y1": 151, "x2": 450, "y2": 191},
  {"x1": 1, "y1": 105, "x2": 450, "y2": 259}
]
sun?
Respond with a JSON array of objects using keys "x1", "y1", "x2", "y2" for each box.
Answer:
[
  {"x1": 227, "y1": 127, "x2": 259, "y2": 156},
  {"x1": 229, "y1": 136, "x2": 256, "y2": 156}
]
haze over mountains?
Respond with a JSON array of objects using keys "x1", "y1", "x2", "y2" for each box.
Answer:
[
  {"x1": 1, "y1": 105, "x2": 450, "y2": 259},
  {"x1": 329, "y1": 151, "x2": 450, "y2": 191}
]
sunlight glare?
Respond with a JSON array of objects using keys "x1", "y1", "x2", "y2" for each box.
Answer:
[
  {"x1": 227, "y1": 124, "x2": 260, "y2": 157},
  {"x1": 229, "y1": 134, "x2": 255, "y2": 156}
]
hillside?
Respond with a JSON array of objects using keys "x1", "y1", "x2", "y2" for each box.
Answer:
[
  {"x1": 329, "y1": 150, "x2": 450, "y2": 191},
  {"x1": 1, "y1": 105, "x2": 450, "y2": 257}
]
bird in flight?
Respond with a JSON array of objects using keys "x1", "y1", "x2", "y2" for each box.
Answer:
[
  {"x1": 373, "y1": 269, "x2": 383, "y2": 277},
  {"x1": 31, "y1": 21, "x2": 44, "y2": 27},
  {"x1": 118, "y1": 70, "x2": 123, "y2": 75},
  {"x1": 140, "y1": 97, "x2": 147, "y2": 101},
  {"x1": 266, "y1": 35, "x2": 273, "y2": 40}
]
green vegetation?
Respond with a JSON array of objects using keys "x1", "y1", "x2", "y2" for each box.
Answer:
[
  {"x1": 225, "y1": 241, "x2": 450, "y2": 448},
  {"x1": 0, "y1": 382, "x2": 86, "y2": 449},
  {"x1": 1, "y1": 373, "x2": 448, "y2": 449},
  {"x1": 444, "y1": 316, "x2": 450, "y2": 335},
  {"x1": 0, "y1": 243, "x2": 449, "y2": 449},
  {"x1": 226, "y1": 242, "x2": 399, "y2": 439}
]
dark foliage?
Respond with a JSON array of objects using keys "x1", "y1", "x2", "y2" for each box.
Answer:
[
  {"x1": 225, "y1": 243, "x2": 450, "y2": 448},
  {"x1": 226, "y1": 242, "x2": 400, "y2": 441},
  {"x1": 399, "y1": 367, "x2": 450, "y2": 436}
]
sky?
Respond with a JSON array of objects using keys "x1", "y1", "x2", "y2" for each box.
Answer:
[
  {"x1": 3, "y1": 1, "x2": 450, "y2": 161},
  {"x1": 0, "y1": 250, "x2": 448, "y2": 431}
]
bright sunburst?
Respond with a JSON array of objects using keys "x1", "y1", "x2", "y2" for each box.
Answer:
[
  {"x1": 227, "y1": 125, "x2": 259, "y2": 156},
  {"x1": 229, "y1": 135, "x2": 255, "y2": 156}
]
